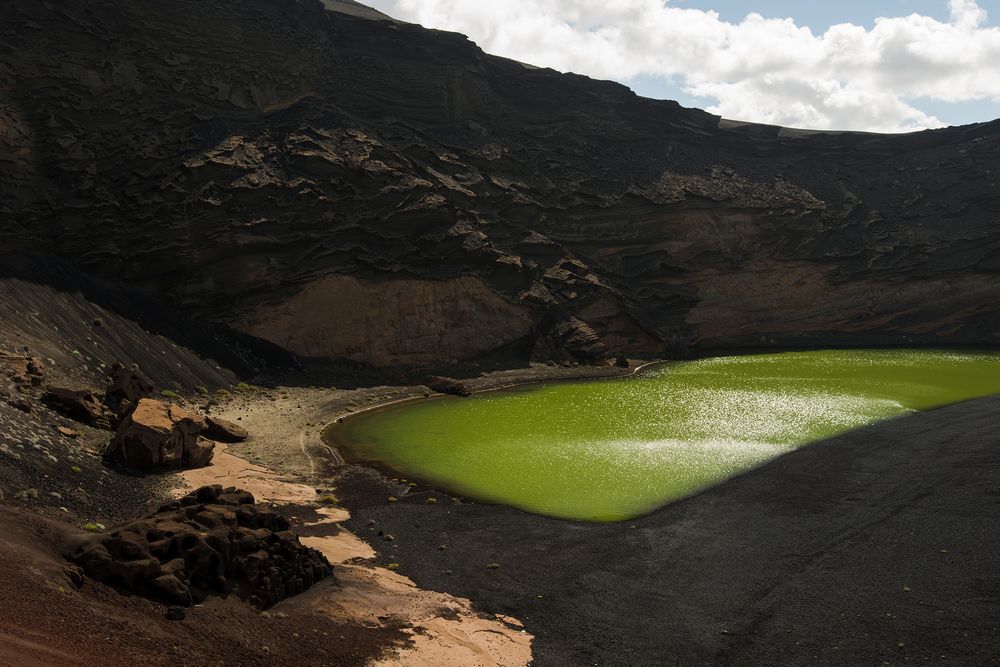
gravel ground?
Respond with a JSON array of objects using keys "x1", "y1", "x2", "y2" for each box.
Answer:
[{"x1": 344, "y1": 395, "x2": 1000, "y2": 667}]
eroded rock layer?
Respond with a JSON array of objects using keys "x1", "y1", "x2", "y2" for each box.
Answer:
[{"x1": 1, "y1": 0, "x2": 998, "y2": 365}]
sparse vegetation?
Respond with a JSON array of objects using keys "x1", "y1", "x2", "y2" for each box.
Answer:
[{"x1": 160, "y1": 389, "x2": 181, "y2": 400}]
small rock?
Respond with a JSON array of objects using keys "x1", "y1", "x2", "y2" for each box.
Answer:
[
  {"x1": 485, "y1": 562, "x2": 501, "y2": 570},
  {"x1": 14, "y1": 488, "x2": 39, "y2": 502},
  {"x1": 166, "y1": 606, "x2": 187, "y2": 621},
  {"x1": 383, "y1": 534, "x2": 395, "y2": 542},
  {"x1": 8, "y1": 397, "x2": 33, "y2": 413},
  {"x1": 438, "y1": 544, "x2": 447, "y2": 551},
  {"x1": 57, "y1": 426, "x2": 79, "y2": 438}
]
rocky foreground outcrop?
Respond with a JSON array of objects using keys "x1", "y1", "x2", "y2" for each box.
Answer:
[
  {"x1": 112, "y1": 398, "x2": 216, "y2": 469},
  {"x1": 1, "y1": 0, "x2": 998, "y2": 366},
  {"x1": 65, "y1": 485, "x2": 332, "y2": 608}
]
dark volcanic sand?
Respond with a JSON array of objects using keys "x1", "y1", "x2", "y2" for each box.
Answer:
[{"x1": 345, "y1": 395, "x2": 1000, "y2": 666}]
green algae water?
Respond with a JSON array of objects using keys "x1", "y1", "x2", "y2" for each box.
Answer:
[{"x1": 329, "y1": 350, "x2": 1000, "y2": 522}]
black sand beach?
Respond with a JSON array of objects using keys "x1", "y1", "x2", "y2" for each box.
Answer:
[{"x1": 345, "y1": 394, "x2": 1000, "y2": 666}]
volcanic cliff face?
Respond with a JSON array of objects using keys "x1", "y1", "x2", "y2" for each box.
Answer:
[{"x1": 1, "y1": 0, "x2": 998, "y2": 367}]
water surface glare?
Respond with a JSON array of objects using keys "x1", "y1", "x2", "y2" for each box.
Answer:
[{"x1": 329, "y1": 350, "x2": 1000, "y2": 521}]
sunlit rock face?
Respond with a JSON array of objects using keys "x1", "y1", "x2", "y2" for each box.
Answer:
[
  {"x1": 0, "y1": 0, "x2": 998, "y2": 366},
  {"x1": 240, "y1": 275, "x2": 533, "y2": 367}
]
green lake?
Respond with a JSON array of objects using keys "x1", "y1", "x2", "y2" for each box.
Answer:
[{"x1": 328, "y1": 349, "x2": 1000, "y2": 522}]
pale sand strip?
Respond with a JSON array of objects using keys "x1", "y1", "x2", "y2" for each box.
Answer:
[{"x1": 174, "y1": 442, "x2": 532, "y2": 666}]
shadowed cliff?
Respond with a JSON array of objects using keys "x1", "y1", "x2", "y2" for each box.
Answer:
[{"x1": 1, "y1": 0, "x2": 998, "y2": 367}]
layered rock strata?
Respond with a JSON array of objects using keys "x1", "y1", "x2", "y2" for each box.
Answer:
[{"x1": 0, "y1": 0, "x2": 997, "y2": 365}]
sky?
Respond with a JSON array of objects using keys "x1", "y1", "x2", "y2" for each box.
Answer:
[{"x1": 363, "y1": 0, "x2": 1000, "y2": 132}]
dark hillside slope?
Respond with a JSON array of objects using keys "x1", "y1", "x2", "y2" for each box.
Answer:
[{"x1": 2, "y1": 0, "x2": 998, "y2": 366}]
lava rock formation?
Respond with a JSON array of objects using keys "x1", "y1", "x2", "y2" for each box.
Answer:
[{"x1": 64, "y1": 485, "x2": 333, "y2": 608}]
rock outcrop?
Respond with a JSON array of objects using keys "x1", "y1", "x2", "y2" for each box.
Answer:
[
  {"x1": 64, "y1": 485, "x2": 332, "y2": 608},
  {"x1": 0, "y1": 0, "x2": 998, "y2": 365},
  {"x1": 111, "y1": 398, "x2": 214, "y2": 469},
  {"x1": 44, "y1": 387, "x2": 115, "y2": 429}
]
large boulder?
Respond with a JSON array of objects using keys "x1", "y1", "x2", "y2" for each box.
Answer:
[
  {"x1": 44, "y1": 386, "x2": 115, "y2": 428},
  {"x1": 64, "y1": 485, "x2": 332, "y2": 608},
  {"x1": 111, "y1": 398, "x2": 212, "y2": 469},
  {"x1": 203, "y1": 415, "x2": 248, "y2": 443}
]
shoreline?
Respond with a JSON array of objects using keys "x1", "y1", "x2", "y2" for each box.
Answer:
[
  {"x1": 171, "y1": 443, "x2": 533, "y2": 666},
  {"x1": 200, "y1": 352, "x2": 1000, "y2": 664},
  {"x1": 343, "y1": 394, "x2": 1000, "y2": 665},
  {"x1": 321, "y1": 359, "x2": 664, "y2": 461},
  {"x1": 4, "y1": 353, "x2": 1000, "y2": 664}
]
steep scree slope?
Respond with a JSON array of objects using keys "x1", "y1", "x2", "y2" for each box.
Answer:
[{"x1": 1, "y1": 0, "x2": 998, "y2": 366}]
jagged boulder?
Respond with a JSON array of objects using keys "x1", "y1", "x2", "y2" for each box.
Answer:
[
  {"x1": 111, "y1": 398, "x2": 213, "y2": 469},
  {"x1": 44, "y1": 386, "x2": 115, "y2": 428},
  {"x1": 203, "y1": 415, "x2": 248, "y2": 443},
  {"x1": 425, "y1": 376, "x2": 472, "y2": 397},
  {"x1": 64, "y1": 485, "x2": 332, "y2": 608},
  {"x1": 105, "y1": 364, "x2": 155, "y2": 417}
]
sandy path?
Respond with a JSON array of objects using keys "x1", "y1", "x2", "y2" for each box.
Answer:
[{"x1": 173, "y1": 435, "x2": 532, "y2": 666}]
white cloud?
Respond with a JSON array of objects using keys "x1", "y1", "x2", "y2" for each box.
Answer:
[{"x1": 376, "y1": 0, "x2": 1000, "y2": 132}]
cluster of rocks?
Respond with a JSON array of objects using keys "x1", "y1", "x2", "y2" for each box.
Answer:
[
  {"x1": 109, "y1": 398, "x2": 246, "y2": 469},
  {"x1": 43, "y1": 363, "x2": 154, "y2": 430},
  {"x1": 112, "y1": 399, "x2": 216, "y2": 469},
  {"x1": 0, "y1": 351, "x2": 46, "y2": 413},
  {"x1": 111, "y1": 398, "x2": 247, "y2": 470},
  {"x1": 20, "y1": 360, "x2": 248, "y2": 471},
  {"x1": 64, "y1": 485, "x2": 333, "y2": 608}
]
